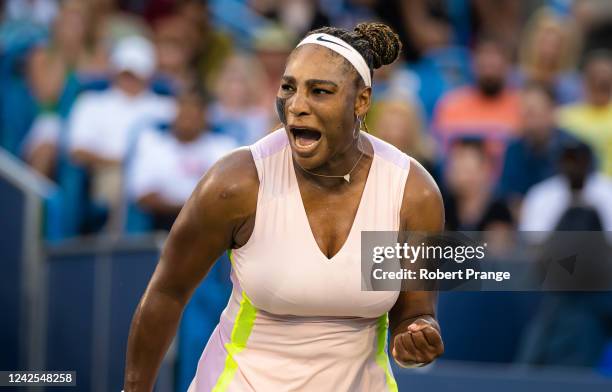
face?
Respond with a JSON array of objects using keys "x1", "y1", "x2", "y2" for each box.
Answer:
[
  {"x1": 520, "y1": 88, "x2": 555, "y2": 141},
  {"x1": 278, "y1": 44, "x2": 370, "y2": 169},
  {"x1": 584, "y1": 58, "x2": 612, "y2": 106},
  {"x1": 445, "y1": 143, "x2": 491, "y2": 195},
  {"x1": 474, "y1": 42, "x2": 508, "y2": 97},
  {"x1": 373, "y1": 102, "x2": 421, "y2": 154},
  {"x1": 533, "y1": 25, "x2": 564, "y2": 68},
  {"x1": 173, "y1": 96, "x2": 205, "y2": 142},
  {"x1": 54, "y1": 1, "x2": 87, "y2": 49}
]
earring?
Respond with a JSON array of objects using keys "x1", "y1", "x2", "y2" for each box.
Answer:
[
  {"x1": 354, "y1": 116, "x2": 362, "y2": 139},
  {"x1": 361, "y1": 113, "x2": 369, "y2": 133}
]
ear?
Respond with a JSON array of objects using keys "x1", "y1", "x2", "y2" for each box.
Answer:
[{"x1": 354, "y1": 86, "x2": 371, "y2": 118}]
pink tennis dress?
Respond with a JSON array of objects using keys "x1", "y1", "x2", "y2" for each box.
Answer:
[{"x1": 188, "y1": 129, "x2": 411, "y2": 391}]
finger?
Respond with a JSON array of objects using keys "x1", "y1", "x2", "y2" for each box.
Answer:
[
  {"x1": 392, "y1": 334, "x2": 411, "y2": 362},
  {"x1": 404, "y1": 332, "x2": 426, "y2": 363},
  {"x1": 407, "y1": 318, "x2": 433, "y2": 333},
  {"x1": 410, "y1": 330, "x2": 432, "y2": 354},
  {"x1": 394, "y1": 333, "x2": 422, "y2": 366},
  {"x1": 422, "y1": 326, "x2": 444, "y2": 354}
]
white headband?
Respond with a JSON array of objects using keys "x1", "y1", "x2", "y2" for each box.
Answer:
[{"x1": 296, "y1": 33, "x2": 372, "y2": 87}]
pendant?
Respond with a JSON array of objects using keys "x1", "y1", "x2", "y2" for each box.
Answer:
[{"x1": 343, "y1": 174, "x2": 350, "y2": 182}]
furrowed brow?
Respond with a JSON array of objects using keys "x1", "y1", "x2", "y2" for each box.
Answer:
[{"x1": 306, "y1": 79, "x2": 338, "y2": 88}]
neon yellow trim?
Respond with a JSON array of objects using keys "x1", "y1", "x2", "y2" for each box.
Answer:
[
  {"x1": 376, "y1": 314, "x2": 399, "y2": 392},
  {"x1": 227, "y1": 249, "x2": 235, "y2": 267},
  {"x1": 212, "y1": 290, "x2": 257, "y2": 392}
]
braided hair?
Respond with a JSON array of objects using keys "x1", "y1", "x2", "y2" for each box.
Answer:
[{"x1": 306, "y1": 22, "x2": 402, "y2": 84}]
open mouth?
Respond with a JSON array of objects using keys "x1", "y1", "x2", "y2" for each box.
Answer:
[{"x1": 290, "y1": 126, "x2": 322, "y2": 151}]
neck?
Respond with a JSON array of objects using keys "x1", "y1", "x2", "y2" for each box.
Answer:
[{"x1": 294, "y1": 133, "x2": 371, "y2": 187}]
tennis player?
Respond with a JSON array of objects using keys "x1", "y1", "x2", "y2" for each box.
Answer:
[{"x1": 124, "y1": 22, "x2": 444, "y2": 392}]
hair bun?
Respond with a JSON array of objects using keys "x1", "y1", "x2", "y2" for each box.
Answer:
[{"x1": 354, "y1": 22, "x2": 401, "y2": 69}]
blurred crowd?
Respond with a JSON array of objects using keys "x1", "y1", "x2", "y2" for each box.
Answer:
[
  {"x1": 2, "y1": 0, "x2": 612, "y2": 239},
  {"x1": 2, "y1": 0, "x2": 612, "y2": 387}
]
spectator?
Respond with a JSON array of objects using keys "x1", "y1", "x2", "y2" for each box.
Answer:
[
  {"x1": 22, "y1": 0, "x2": 108, "y2": 179},
  {"x1": 27, "y1": 0, "x2": 107, "y2": 106},
  {"x1": 67, "y1": 35, "x2": 176, "y2": 231},
  {"x1": 175, "y1": 0, "x2": 234, "y2": 93},
  {"x1": 208, "y1": 53, "x2": 271, "y2": 146},
  {"x1": 87, "y1": 0, "x2": 151, "y2": 49},
  {"x1": 514, "y1": 7, "x2": 582, "y2": 104},
  {"x1": 252, "y1": 24, "x2": 295, "y2": 111},
  {"x1": 442, "y1": 137, "x2": 508, "y2": 230},
  {"x1": 433, "y1": 36, "x2": 521, "y2": 168},
  {"x1": 368, "y1": 98, "x2": 436, "y2": 173},
  {"x1": 249, "y1": 0, "x2": 331, "y2": 37},
  {"x1": 517, "y1": 137, "x2": 612, "y2": 368},
  {"x1": 520, "y1": 139, "x2": 612, "y2": 232},
  {"x1": 152, "y1": 12, "x2": 198, "y2": 94},
  {"x1": 126, "y1": 89, "x2": 236, "y2": 231},
  {"x1": 497, "y1": 83, "x2": 576, "y2": 210},
  {"x1": 558, "y1": 50, "x2": 612, "y2": 177},
  {"x1": 373, "y1": 0, "x2": 452, "y2": 63}
]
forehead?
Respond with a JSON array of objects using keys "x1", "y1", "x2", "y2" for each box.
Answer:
[
  {"x1": 284, "y1": 44, "x2": 354, "y2": 83},
  {"x1": 586, "y1": 58, "x2": 612, "y2": 74}
]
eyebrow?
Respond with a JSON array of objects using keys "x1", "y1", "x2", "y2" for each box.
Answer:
[{"x1": 281, "y1": 76, "x2": 338, "y2": 88}]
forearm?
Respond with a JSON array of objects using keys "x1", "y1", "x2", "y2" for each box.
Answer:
[{"x1": 123, "y1": 287, "x2": 187, "y2": 392}]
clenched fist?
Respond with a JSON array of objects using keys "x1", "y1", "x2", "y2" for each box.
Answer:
[{"x1": 391, "y1": 318, "x2": 444, "y2": 367}]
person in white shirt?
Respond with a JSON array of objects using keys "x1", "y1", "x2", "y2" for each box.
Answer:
[
  {"x1": 66, "y1": 35, "x2": 176, "y2": 230},
  {"x1": 127, "y1": 89, "x2": 236, "y2": 230},
  {"x1": 520, "y1": 139, "x2": 612, "y2": 233}
]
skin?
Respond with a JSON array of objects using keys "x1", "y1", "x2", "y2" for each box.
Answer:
[
  {"x1": 584, "y1": 57, "x2": 612, "y2": 107},
  {"x1": 123, "y1": 43, "x2": 444, "y2": 391},
  {"x1": 520, "y1": 87, "x2": 555, "y2": 148}
]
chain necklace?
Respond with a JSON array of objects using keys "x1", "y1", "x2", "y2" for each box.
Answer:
[{"x1": 294, "y1": 133, "x2": 365, "y2": 183}]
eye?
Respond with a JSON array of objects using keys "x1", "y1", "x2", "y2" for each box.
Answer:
[
  {"x1": 313, "y1": 88, "x2": 332, "y2": 95},
  {"x1": 281, "y1": 84, "x2": 295, "y2": 92}
]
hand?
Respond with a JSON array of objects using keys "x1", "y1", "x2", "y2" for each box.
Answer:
[{"x1": 391, "y1": 318, "x2": 444, "y2": 367}]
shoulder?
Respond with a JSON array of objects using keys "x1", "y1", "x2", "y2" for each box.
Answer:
[
  {"x1": 191, "y1": 147, "x2": 259, "y2": 219},
  {"x1": 365, "y1": 135, "x2": 440, "y2": 223},
  {"x1": 525, "y1": 175, "x2": 565, "y2": 199},
  {"x1": 135, "y1": 127, "x2": 168, "y2": 153},
  {"x1": 557, "y1": 103, "x2": 587, "y2": 122},
  {"x1": 249, "y1": 128, "x2": 289, "y2": 161},
  {"x1": 72, "y1": 90, "x2": 109, "y2": 112},
  {"x1": 366, "y1": 133, "x2": 411, "y2": 170},
  {"x1": 141, "y1": 92, "x2": 177, "y2": 115},
  {"x1": 589, "y1": 173, "x2": 612, "y2": 193},
  {"x1": 400, "y1": 157, "x2": 444, "y2": 232},
  {"x1": 437, "y1": 86, "x2": 474, "y2": 107}
]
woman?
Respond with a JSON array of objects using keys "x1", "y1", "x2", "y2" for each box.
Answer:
[
  {"x1": 514, "y1": 7, "x2": 582, "y2": 104},
  {"x1": 124, "y1": 22, "x2": 444, "y2": 392}
]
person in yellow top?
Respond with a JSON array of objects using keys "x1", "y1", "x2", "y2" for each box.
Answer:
[{"x1": 558, "y1": 50, "x2": 612, "y2": 177}]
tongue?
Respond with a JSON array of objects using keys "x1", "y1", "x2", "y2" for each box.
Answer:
[{"x1": 296, "y1": 135, "x2": 318, "y2": 147}]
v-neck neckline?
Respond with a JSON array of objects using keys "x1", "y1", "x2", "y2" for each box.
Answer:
[{"x1": 290, "y1": 134, "x2": 376, "y2": 261}]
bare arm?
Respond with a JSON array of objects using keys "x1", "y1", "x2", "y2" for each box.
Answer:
[
  {"x1": 137, "y1": 193, "x2": 183, "y2": 217},
  {"x1": 123, "y1": 148, "x2": 258, "y2": 391},
  {"x1": 389, "y1": 159, "x2": 445, "y2": 367}
]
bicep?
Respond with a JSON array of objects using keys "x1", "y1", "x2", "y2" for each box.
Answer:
[
  {"x1": 145, "y1": 149, "x2": 257, "y2": 303},
  {"x1": 390, "y1": 158, "x2": 445, "y2": 329}
]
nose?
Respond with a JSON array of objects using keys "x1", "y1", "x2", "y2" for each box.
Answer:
[{"x1": 287, "y1": 88, "x2": 310, "y2": 118}]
